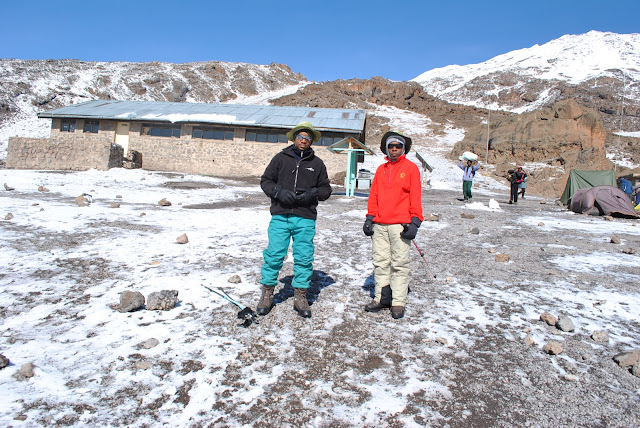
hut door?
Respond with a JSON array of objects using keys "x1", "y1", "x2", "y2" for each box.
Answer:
[{"x1": 115, "y1": 122, "x2": 130, "y2": 156}]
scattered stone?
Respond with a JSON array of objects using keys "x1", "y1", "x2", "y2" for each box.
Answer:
[
  {"x1": 424, "y1": 213, "x2": 440, "y2": 221},
  {"x1": 75, "y1": 195, "x2": 90, "y2": 207},
  {"x1": 446, "y1": 276, "x2": 455, "y2": 283},
  {"x1": 435, "y1": 337, "x2": 448, "y2": 345},
  {"x1": 158, "y1": 198, "x2": 172, "y2": 206},
  {"x1": 540, "y1": 312, "x2": 556, "y2": 326},
  {"x1": 563, "y1": 374, "x2": 578, "y2": 382},
  {"x1": 110, "y1": 203, "x2": 121, "y2": 208},
  {"x1": 4, "y1": 183, "x2": 14, "y2": 191},
  {"x1": 116, "y1": 195, "x2": 123, "y2": 199},
  {"x1": 140, "y1": 212, "x2": 146, "y2": 217},
  {"x1": 540, "y1": 200, "x2": 547, "y2": 204},
  {"x1": 603, "y1": 216, "x2": 614, "y2": 221},
  {"x1": 460, "y1": 213, "x2": 475, "y2": 219},
  {"x1": 632, "y1": 362, "x2": 640, "y2": 378},
  {"x1": 4, "y1": 213, "x2": 13, "y2": 220},
  {"x1": 591, "y1": 330, "x2": 609, "y2": 343},
  {"x1": 613, "y1": 350, "x2": 640, "y2": 368},
  {"x1": 176, "y1": 233, "x2": 189, "y2": 244},
  {"x1": 15, "y1": 363, "x2": 35, "y2": 380},
  {"x1": 136, "y1": 361, "x2": 152, "y2": 370},
  {"x1": 0, "y1": 353, "x2": 9, "y2": 369},
  {"x1": 556, "y1": 314, "x2": 575, "y2": 332},
  {"x1": 32, "y1": 203, "x2": 39, "y2": 206},
  {"x1": 470, "y1": 227, "x2": 480, "y2": 234},
  {"x1": 39, "y1": 208, "x2": 44, "y2": 212},
  {"x1": 593, "y1": 299, "x2": 606, "y2": 306},
  {"x1": 543, "y1": 341, "x2": 563, "y2": 355},
  {"x1": 610, "y1": 236, "x2": 621, "y2": 244},
  {"x1": 228, "y1": 275, "x2": 242, "y2": 284},
  {"x1": 119, "y1": 290, "x2": 145, "y2": 313},
  {"x1": 146, "y1": 290, "x2": 179, "y2": 311},
  {"x1": 488, "y1": 248, "x2": 497, "y2": 253},
  {"x1": 494, "y1": 253, "x2": 510, "y2": 262},
  {"x1": 538, "y1": 222, "x2": 545, "y2": 226},
  {"x1": 622, "y1": 248, "x2": 636, "y2": 254},
  {"x1": 13, "y1": 415, "x2": 27, "y2": 421},
  {"x1": 37, "y1": 186, "x2": 49, "y2": 192},
  {"x1": 143, "y1": 338, "x2": 159, "y2": 349},
  {"x1": 524, "y1": 335, "x2": 535, "y2": 346}
]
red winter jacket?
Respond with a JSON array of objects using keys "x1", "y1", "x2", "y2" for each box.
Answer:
[{"x1": 367, "y1": 155, "x2": 424, "y2": 224}]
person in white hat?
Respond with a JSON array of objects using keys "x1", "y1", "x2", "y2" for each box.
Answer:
[{"x1": 458, "y1": 157, "x2": 481, "y2": 201}]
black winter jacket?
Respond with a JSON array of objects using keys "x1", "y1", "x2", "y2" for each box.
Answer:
[{"x1": 260, "y1": 145, "x2": 332, "y2": 220}]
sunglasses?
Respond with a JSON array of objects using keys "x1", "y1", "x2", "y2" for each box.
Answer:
[
  {"x1": 387, "y1": 143, "x2": 404, "y2": 150},
  {"x1": 296, "y1": 134, "x2": 312, "y2": 142}
]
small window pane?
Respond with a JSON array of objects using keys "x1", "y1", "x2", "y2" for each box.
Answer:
[
  {"x1": 212, "y1": 130, "x2": 224, "y2": 140},
  {"x1": 257, "y1": 133, "x2": 267, "y2": 142},
  {"x1": 193, "y1": 129, "x2": 203, "y2": 139},
  {"x1": 278, "y1": 134, "x2": 288, "y2": 143},
  {"x1": 172, "y1": 127, "x2": 181, "y2": 138},
  {"x1": 224, "y1": 131, "x2": 234, "y2": 140},
  {"x1": 203, "y1": 129, "x2": 214, "y2": 139},
  {"x1": 267, "y1": 134, "x2": 278, "y2": 143},
  {"x1": 246, "y1": 132, "x2": 256, "y2": 141}
]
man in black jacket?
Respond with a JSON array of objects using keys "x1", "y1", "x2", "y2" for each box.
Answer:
[{"x1": 256, "y1": 122, "x2": 332, "y2": 318}]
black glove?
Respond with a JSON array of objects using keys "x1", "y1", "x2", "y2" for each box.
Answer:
[
  {"x1": 400, "y1": 217, "x2": 422, "y2": 240},
  {"x1": 295, "y1": 187, "x2": 319, "y2": 206},
  {"x1": 272, "y1": 185, "x2": 296, "y2": 206},
  {"x1": 363, "y1": 215, "x2": 374, "y2": 236}
]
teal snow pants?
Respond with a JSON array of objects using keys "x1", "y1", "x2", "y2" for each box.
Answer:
[{"x1": 260, "y1": 214, "x2": 316, "y2": 289}]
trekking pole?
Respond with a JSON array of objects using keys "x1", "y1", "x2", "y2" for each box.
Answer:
[
  {"x1": 202, "y1": 285, "x2": 258, "y2": 327},
  {"x1": 411, "y1": 240, "x2": 437, "y2": 280}
]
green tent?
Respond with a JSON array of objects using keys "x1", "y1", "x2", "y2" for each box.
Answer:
[{"x1": 560, "y1": 169, "x2": 616, "y2": 204}]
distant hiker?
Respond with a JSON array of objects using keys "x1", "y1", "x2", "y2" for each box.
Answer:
[
  {"x1": 518, "y1": 168, "x2": 528, "y2": 199},
  {"x1": 618, "y1": 177, "x2": 633, "y2": 201},
  {"x1": 508, "y1": 166, "x2": 526, "y2": 204},
  {"x1": 458, "y1": 158, "x2": 481, "y2": 201},
  {"x1": 362, "y1": 131, "x2": 424, "y2": 320},
  {"x1": 256, "y1": 122, "x2": 332, "y2": 318}
]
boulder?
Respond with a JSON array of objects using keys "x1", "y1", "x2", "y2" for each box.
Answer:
[
  {"x1": 0, "y1": 353, "x2": 9, "y2": 369},
  {"x1": 544, "y1": 341, "x2": 563, "y2": 355},
  {"x1": 119, "y1": 290, "x2": 145, "y2": 313},
  {"x1": 556, "y1": 314, "x2": 575, "y2": 332},
  {"x1": 146, "y1": 290, "x2": 179, "y2": 311},
  {"x1": 176, "y1": 234, "x2": 189, "y2": 244}
]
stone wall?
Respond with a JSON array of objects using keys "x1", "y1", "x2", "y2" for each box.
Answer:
[
  {"x1": 7, "y1": 136, "x2": 121, "y2": 171},
  {"x1": 7, "y1": 119, "x2": 348, "y2": 179}
]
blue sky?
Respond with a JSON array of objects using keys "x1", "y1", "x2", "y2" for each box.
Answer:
[{"x1": 2, "y1": 0, "x2": 638, "y2": 82}]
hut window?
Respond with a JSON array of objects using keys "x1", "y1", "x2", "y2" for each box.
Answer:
[{"x1": 61, "y1": 119, "x2": 76, "y2": 133}]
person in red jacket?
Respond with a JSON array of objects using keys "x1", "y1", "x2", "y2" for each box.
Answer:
[{"x1": 362, "y1": 131, "x2": 424, "y2": 319}]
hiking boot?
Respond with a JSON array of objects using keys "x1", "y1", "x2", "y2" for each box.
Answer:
[
  {"x1": 364, "y1": 300, "x2": 391, "y2": 312},
  {"x1": 293, "y1": 288, "x2": 311, "y2": 318},
  {"x1": 391, "y1": 306, "x2": 405, "y2": 319},
  {"x1": 256, "y1": 285, "x2": 275, "y2": 316}
]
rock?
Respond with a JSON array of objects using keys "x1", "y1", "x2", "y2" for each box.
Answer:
[
  {"x1": 0, "y1": 353, "x2": 9, "y2": 369},
  {"x1": 470, "y1": 227, "x2": 480, "y2": 235},
  {"x1": 143, "y1": 338, "x2": 159, "y2": 349},
  {"x1": 136, "y1": 361, "x2": 151, "y2": 370},
  {"x1": 140, "y1": 212, "x2": 146, "y2": 217},
  {"x1": 4, "y1": 183, "x2": 14, "y2": 191},
  {"x1": 424, "y1": 213, "x2": 440, "y2": 221},
  {"x1": 563, "y1": 374, "x2": 578, "y2": 382},
  {"x1": 556, "y1": 314, "x2": 575, "y2": 332},
  {"x1": 494, "y1": 253, "x2": 510, "y2": 262},
  {"x1": 603, "y1": 216, "x2": 614, "y2": 221},
  {"x1": 119, "y1": 290, "x2": 145, "y2": 313},
  {"x1": 445, "y1": 276, "x2": 455, "y2": 283},
  {"x1": 540, "y1": 312, "x2": 556, "y2": 326},
  {"x1": 613, "y1": 350, "x2": 640, "y2": 368},
  {"x1": 14, "y1": 363, "x2": 35, "y2": 380},
  {"x1": 460, "y1": 213, "x2": 475, "y2": 219},
  {"x1": 146, "y1": 290, "x2": 179, "y2": 311},
  {"x1": 622, "y1": 248, "x2": 636, "y2": 254},
  {"x1": 488, "y1": 248, "x2": 497, "y2": 253},
  {"x1": 540, "y1": 200, "x2": 547, "y2": 204},
  {"x1": 591, "y1": 330, "x2": 609, "y2": 343},
  {"x1": 37, "y1": 186, "x2": 49, "y2": 192},
  {"x1": 75, "y1": 195, "x2": 89, "y2": 207},
  {"x1": 538, "y1": 222, "x2": 545, "y2": 226},
  {"x1": 228, "y1": 275, "x2": 242, "y2": 284},
  {"x1": 610, "y1": 236, "x2": 621, "y2": 244},
  {"x1": 435, "y1": 337, "x2": 448, "y2": 345},
  {"x1": 524, "y1": 335, "x2": 535, "y2": 346},
  {"x1": 4, "y1": 213, "x2": 13, "y2": 220},
  {"x1": 158, "y1": 198, "x2": 172, "y2": 206},
  {"x1": 176, "y1": 233, "x2": 189, "y2": 244},
  {"x1": 632, "y1": 362, "x2": 640, "y2": 377},
  {"x1": 110, "y1": 203, "x2": 121, "y2": 208},
  {"x1": 543, "y1": 341, "x2": 563, "y2": 355},
  {"x1": 116, "y1": 195, "x2": 123, "y2": 199}
]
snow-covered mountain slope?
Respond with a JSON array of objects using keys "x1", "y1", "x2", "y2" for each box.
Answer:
[{"x1": 412, "y1": 31, "x2": 640, "y2": 116}]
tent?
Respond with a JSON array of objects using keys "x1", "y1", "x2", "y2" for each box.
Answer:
[
  {"x1": 560, "y1": 169, "x2": 616, "y2": 205},
  {"x1": 569, "y1": 185, "x2": 639, "y2": 218}
]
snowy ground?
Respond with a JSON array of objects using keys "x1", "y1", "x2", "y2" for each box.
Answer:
[{"x1": 2, "y1": 137, "x2": 640, "y2": 426}]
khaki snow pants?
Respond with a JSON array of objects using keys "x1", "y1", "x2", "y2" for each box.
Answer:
[{"x1": 372, "y1": 223, "x2": 410, "y2": 306}]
